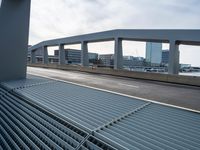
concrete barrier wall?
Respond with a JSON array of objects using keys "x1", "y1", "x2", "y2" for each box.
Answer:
[{"x1": 28, "y1": 64, "x2": 200, "y2": 86}]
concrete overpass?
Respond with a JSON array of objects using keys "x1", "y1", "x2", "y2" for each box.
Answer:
[
  {"x1": 1, "y1": 1, "x2": 200, "y2": 149},
  {"x1": 29, "y1": 29, "x2": 200, "y2": 74}
]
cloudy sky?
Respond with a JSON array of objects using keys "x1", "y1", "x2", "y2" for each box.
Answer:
[{"x1": 3, "y1": 0, "x2": 200, "y2": 66}]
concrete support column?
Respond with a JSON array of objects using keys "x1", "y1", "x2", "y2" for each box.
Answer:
[
  {"x1": 0, "y1": 0, "x2": 31, "y2": 81},
  {"x1": 43, "y1": 46, "x2": 49, "y2": 64},
  {"x1": 81, "y1": 41, "x2": 89, "y2": 67},
  {"x1": 31, "y1": 50, "x2": 36, "y2": 64},
  {"x1": 168, "y1": 40, "x2": 180, "y2": 74},
  {"x1": 114, "y1": 38, "x2": 123, "y2": 69},
  {"x1": 59, "y1": 44, "x2": 65, "y2": 65}
]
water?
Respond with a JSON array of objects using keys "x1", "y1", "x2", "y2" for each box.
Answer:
[{"x1": 180, "y1": 72, "x2": 200, "y2": 77}]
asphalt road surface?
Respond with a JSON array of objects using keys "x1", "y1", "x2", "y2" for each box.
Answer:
[{"x1": 27, "y1": 67, "x2": 200, "y2": 111}]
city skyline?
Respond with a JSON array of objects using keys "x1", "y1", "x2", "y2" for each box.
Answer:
[{"x1": 29, "y1": 0, "x2": 200, "y2": 66}]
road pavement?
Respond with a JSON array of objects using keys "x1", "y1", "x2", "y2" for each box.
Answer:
[{"x1": 27, "y1": 67, "x2": 200, "y2": 111}]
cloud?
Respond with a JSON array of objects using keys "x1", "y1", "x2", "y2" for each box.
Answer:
[
  {"x1": 29, "y1": 0, "x2": 200, "y2": 44},
  {"x1": 29, "y1": 0, "x2": 200, "y2": 66}
]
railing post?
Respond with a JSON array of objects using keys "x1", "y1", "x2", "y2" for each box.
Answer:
[
  {"x1": 31, "y1": 50, "x2": 36, "y2": 64},
  {"x1": 81, "y1": 41, "x2": 89, "y2": 67},
  {"x1": 59, "y1": 44, "x2": 65, "y2": 65},
  {"x1": 114, "y1": 38, "x2": 123, "y2": 69},
  {"x1": 43, "y1": 46, "x2": 49, "y2": 64},
  {"x1": 168, "y1": 40, "x2": 180, "y2": 74}
]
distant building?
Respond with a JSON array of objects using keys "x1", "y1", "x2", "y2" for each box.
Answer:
[
  {"x1": 99, "y1": 54, "x2": 114, "y2": 67},
  {"x1": 123, "y1": 56, "x2": 144, "y2": 67},
  {"x1": 146, "y1": 42, "x2": 162, "y2": 66},
  {"x1": 88, "y1": 53, "x2": 98, "y2": 61},
  {"x1": 54, "y1": 49, "x2": 98, "y2": 64},
  {"x1": 162, "y1": 50, "x2": 169, "y2": 65},
  {"x1": 98, "y1": 54, "x2": 145, "y2": 68},
  {"x1": 27, "y1": 49, "x2": 98, "y2": 64},
  {"x1": 66, "y1": 49, "x2": 81, "y2": 64},
  {"x1": 27, "y1": 47, "x2": 47, "y2": 63}
]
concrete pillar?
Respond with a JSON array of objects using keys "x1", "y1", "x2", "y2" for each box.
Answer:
[
  {"x1": 31, "y1": 50, "x2": 36, "y2": 64},
  {"x1": 43, "y1": 46, "x2": 49, "y2": 64},
  {"x1": 168, "y1": 40, "x2": 180, "y2": 74},
  {"x1": 0, "y1": 0, "x2": 31, "y2": 81},
  {"x1": 81, "y1": 41, "x2": 89, "y2": 67},
  {"x1": 59, "y1": 44, "x2": 65, "y2": 65},
  {"x1": 114, "y1": 38, "x2": 123, "y2": 69}
]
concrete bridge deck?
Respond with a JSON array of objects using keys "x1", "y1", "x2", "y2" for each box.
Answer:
[{"x1": 27, "y1": 67, "x2": 200, "y2": 111}]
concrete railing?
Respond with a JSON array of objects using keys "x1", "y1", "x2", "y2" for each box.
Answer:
[{"x1": 29, "y1": 29, "x2": 200, "y2": 75}]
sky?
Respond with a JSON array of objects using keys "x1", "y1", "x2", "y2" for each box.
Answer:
[{"x1": 3, "y1": 0, "x2": 200, "y2": 66}]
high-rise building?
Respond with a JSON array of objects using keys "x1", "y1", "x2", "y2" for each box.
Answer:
[
  {"x1": 162, "y1": 50, "x2": 169, "y2": 65},
  {"x1": 146, "y1": 42, "x2": 162, "y2": 65}
]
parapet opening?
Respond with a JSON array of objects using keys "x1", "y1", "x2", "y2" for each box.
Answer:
[
  {"x1": 122, "y1": 40, "x2": 146, "y2": 72},
  {"x1": 179, "y1": 44, "x2": 200, "y2": 77},
  {"x1": 122, "y1": 41, "x2": 170, "y2": 74},
  {"x1": 88, "y1": 41, "x2": 114, "y2": 68},
  {"x1": 47, "y1": 46, "x2": 59, "y2": 64},
  {"x1": 64, "y1": 44, "x2": 81, "y2": 65}
]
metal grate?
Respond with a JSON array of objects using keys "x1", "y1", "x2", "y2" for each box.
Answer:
[
  {"x1": 0, "y1": 86, "x2": 88, "y2": 150},
  {"x1": 95, "y1": 103, "x2": 200, "y2": 150},
  {"x1": 1, "y1": 74, "x2": 54, "y2": 90},
  {"x1": 78, "y1": 136, "x2": 117, "y2": 150},
  {"x1": 2, "y1": 75, "x2": 200, "y2": 150},
  {"x1": 12, "y1": 81, "x2": 147, "y2": 131}
]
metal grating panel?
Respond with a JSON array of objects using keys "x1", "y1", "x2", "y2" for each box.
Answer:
[
  {"x1": 95, "y1": 103, "x2": 200, "y2": 150},
  {"x1": 79, "y1": 136, "x2": 117, "y2": 150},
  {"x1": 1, "y1": 74, "x2": 54, "y2": 90},
  {"x1": 2, "y1": 75, "x2": 200, "y2": 150},
  {"x1": 0, "y1": 87, "x2": 88, "y2": 150},
  {"x1": 13, "y1": 81, "x2": 147, "y2": 131}
]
